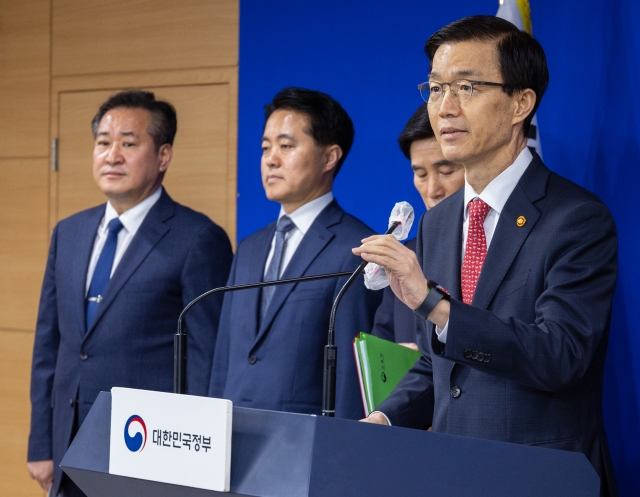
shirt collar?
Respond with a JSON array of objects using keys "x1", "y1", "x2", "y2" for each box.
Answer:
[
  {"x1": 277, "y1": 191, "x2": 334, "y2": 235},
  {"x1": 463, "y1": 147, "x2": 532, "y2": 218},
  {"x1": 101, "y1": 186, "x2": 163, "y2": 234}
]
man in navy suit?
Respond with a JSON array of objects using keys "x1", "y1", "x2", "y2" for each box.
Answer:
[
  {"x1": 355, "y1": 16, "x2": 617, "y2": 496},
  {"x1": 208, "y1": 87, "x2": 381, "y2": 419},
  {"x1": 27, "y1": 90, "x2": 233, "y2": 496},
  {"x1": 371, "y1": 104, "x2": 463, "y2": 348}
]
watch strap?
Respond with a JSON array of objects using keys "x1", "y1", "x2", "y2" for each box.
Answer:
[{"x1": 413, "y1": 286, "x2": 445, "y2": 320}]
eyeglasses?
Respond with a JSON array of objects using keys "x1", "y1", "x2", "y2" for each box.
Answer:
[{"x1": 418, "y1": 79, "x2": 508, "y2": 104}]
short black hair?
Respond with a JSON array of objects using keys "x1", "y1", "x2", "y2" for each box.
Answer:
[
  {"x1": 91, "y1": 90, "x2": 177, "y2": 149},
  {"x1": 424, "y1": 15, "x2": 548, "y2": 136},
  {"x1": 398, "y1": 103, "x2": 435, "y2": 160},
  {"x1": 264, "y1": 87, "x2": 354, "y2": 176}
]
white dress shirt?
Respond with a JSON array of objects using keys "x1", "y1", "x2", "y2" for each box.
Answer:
[
  {"x1": 85, "y1": 186, "x2": 163, "y2": 295},
  {"x1": 435, "y1": 147, "x2": 532, "y2": 343},
  {"x1": 263, "y1": 191, "x2": 334, "y2": 278}
]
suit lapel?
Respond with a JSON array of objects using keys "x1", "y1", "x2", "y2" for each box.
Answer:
[
  {"x1": 84, "y1": 191, "x2": 174, "y2": 339},
  {"x1": 473, "y1": 156, "x2": 549, "y2": 309},
  {"x1": 254, "y1": 201, "x2": 341, "y2": 344},
  {"x1": 240, "y1": 224, "x2": 275, "y2": 338},
  {"x1": 73, "y1": 207, "x2": 106, "y2": 337}
]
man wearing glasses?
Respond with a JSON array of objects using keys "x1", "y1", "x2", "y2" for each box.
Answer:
[{"x1": 354, "y1": 15, "x2": 617, "y2": 496}]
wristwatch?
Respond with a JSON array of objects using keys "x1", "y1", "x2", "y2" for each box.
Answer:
[{"x1": 413, "y1": 280, "x2": 451, "y2": 320}]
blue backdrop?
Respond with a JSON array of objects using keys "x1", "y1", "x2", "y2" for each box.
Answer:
[{"x1": 238, "y1": 1, "x2": 640, "y2": 493}]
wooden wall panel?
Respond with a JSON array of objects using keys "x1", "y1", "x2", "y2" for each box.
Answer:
[
  {"x1": 55, "y1": 90, "x2": 108, "y2": 221},
  {"x1": 159, "y1": 84, "x2": 231, "y2": 231},
  {"x1": 0, "y1": 0, "x2": 51, "y2": 157},
  {"x1": 52, "y1": 0, "x2": 238, "y2": 76},
  {"x1": 0, "y1": 329, "x2": 40, "y2": 496},
  {"x1": 0, "y1": 1, "x2": 239, "y2": 494},
  {"x1": 0, "y1": 159, "x2": 49, "y2": 331}
]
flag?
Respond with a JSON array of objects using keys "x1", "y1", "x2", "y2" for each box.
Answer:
[{"x1": 496, "y1": 0, "x2": 543, "y2": 158}]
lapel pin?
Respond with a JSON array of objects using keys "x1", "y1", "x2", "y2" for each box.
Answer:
[{"x1": 516, "y1": 216, "x2": 526, "y2": 227}]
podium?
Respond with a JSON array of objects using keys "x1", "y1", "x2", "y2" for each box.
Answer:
[{"x1": 61, "y1": 391, "x2": 599, "y2": 496}]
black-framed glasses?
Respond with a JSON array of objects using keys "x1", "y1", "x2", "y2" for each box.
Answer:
[{"x1": 418, "y1": 79, "x2": 508, "y2": 104}]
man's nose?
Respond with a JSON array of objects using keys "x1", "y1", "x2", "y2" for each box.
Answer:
[
  {"x1": 427, "y1": 177, "x2": 445, "y2": 200},
  {"x1": 105, "y1": 143, "x2": 123, "y2": 164},
  {"x1": 438, "y1": 87, "x2": 460, "y2": 116},
  {"x1": 263, "y1": 148, "x2": 279, "y2": 167}
]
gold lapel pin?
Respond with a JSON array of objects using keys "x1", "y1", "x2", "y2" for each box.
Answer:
[{"x1": 516, "y1": 216, "x2": 526, "y2": 227}]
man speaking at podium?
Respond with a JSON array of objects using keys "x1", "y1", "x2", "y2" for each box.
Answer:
[
  {"x1": 27, "y1": 90, "x2": 233, "y2": 497},
  {"x1": 208, "y1": 87, "x2": 381, "y2": 419},
  {"x1": 355, "y1": 16, "x2": 618, "y2": 496}
]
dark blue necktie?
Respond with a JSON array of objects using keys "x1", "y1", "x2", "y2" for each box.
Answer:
[
  {"x1": 260, "y1": 215, "x2": 295, "y2": 321},
  {"x1": 86, "y1": 218, "x2": 124, "y2": 330}
]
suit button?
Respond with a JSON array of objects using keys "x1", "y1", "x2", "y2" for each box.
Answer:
[
  {"x1": 69, "y1": 399, "x2": 75, "y2": 407},
  {"x1": 477, "y1": 352, "x2": 485, "y2": 362},
  {"x1": 450, "y1": 386, "x2": 461, "y2": 398},
  {"x1": 471, "y1": 350, "x2": 478, "y2": 360},
  {"x1": 483, "y1": 353, "x2": 492, "y2": 363},
  {"x1": 464, "y1": 349, "x2": 473, "y2": 359},
  {"x1": 248, "y1": 355, "x2": 257, "y2": 365},
  {"x1": 80, "y1": 353, "x2": 88, "y2": 361}
]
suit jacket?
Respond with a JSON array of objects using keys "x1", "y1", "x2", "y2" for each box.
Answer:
[
  {"x1": 378, "y1": 156, "x2": 618, "y2": 496},
  {"x1": 371, "y1": 238, "x2": 425, "y2": 343},
  {"x1": 208, "y1": 200, "x2": 382, "y2": 419},
  {"x1": 28, "y1": 190, "x2": 233, "y2": 495}
]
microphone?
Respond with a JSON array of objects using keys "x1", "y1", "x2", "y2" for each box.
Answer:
[
  {"x1": 364, "y1": 201, "x2": 416, "y2": 290},
  {"x1": 322, "y1": 202, "x2": 414, "y2": 416},
  {"x1": 174, "y1": 270, "x2": 357, "y2": 394}
]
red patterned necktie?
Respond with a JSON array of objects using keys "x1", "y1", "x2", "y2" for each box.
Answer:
[{"x1": 461, "y1": 197, "x2": 491, "y2": 305}]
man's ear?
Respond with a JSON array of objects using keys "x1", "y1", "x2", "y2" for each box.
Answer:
[
  {"x1": 158, "y1": 144, "x2": 173, "y2": 173},
  {"x1": 512, "y1": 88, "x2": 536, "y2": 127},
  {"x1": 323, "y1": 144, "x2": 343, "y2": 174}
]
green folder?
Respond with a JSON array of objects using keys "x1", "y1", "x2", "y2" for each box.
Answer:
[{"x1": 353, "y1": 332, "x2": 422, "y2": 416}]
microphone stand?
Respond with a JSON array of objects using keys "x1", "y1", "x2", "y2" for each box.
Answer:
[
  {"x1": 322, "y1": 221, "x2": 400, "y2": 417},
  {"x1": 174, "y1": 271, "x2": 355, "y2": 394}
]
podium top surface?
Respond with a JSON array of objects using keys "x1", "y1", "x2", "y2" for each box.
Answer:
[{"x1": 62, "y1": 391, "x2": 600, "y2": 497}]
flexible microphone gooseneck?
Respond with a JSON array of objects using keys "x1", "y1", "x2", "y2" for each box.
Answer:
[
  {"x1": 321, "y1": 221, "x2": 400, "y2": 417},
  {"x1": 174, "y1": 270, "x2": 357, "y2": 394}
]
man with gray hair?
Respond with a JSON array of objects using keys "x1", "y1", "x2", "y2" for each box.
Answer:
[{"x1": 28, "y1": 90, "x2": 233, "y2": 496}]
